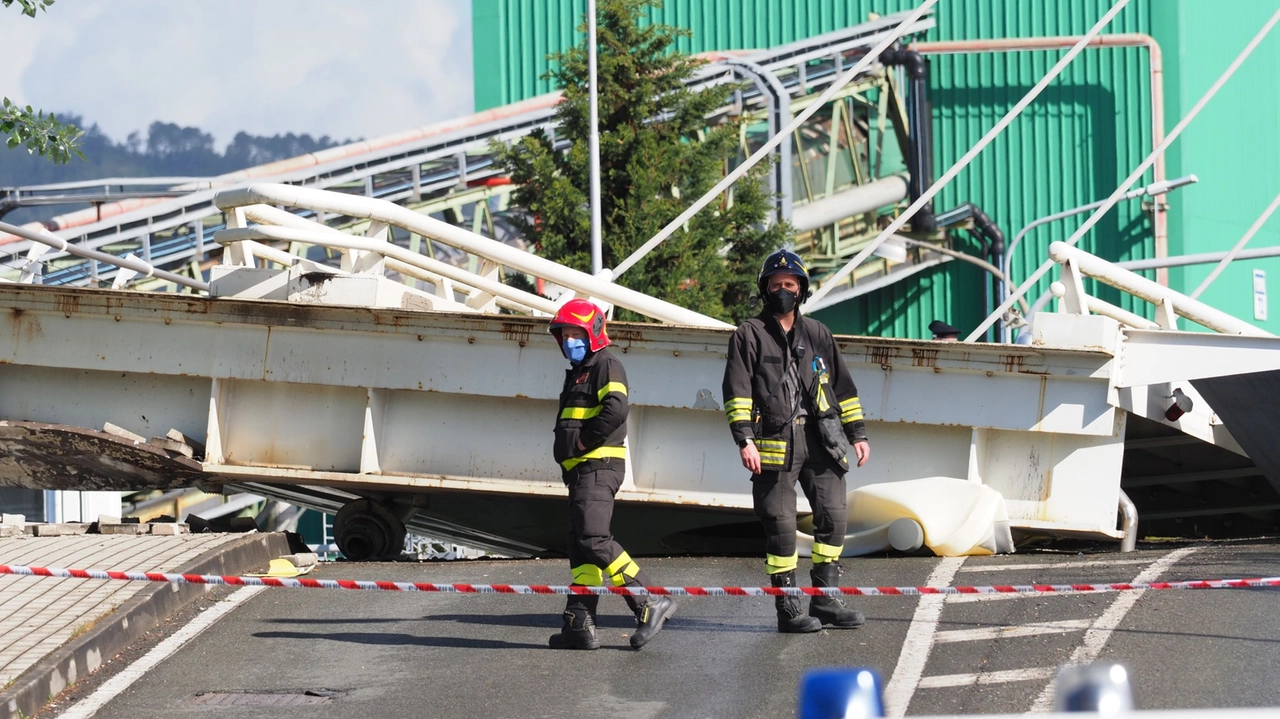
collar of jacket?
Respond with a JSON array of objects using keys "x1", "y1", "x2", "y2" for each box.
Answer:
[{"x1": 757, "y1": 310, "x2": 806, "y2": 347}]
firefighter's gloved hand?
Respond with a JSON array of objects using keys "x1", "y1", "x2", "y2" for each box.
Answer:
[
  {"x1": 853, "y1": 440, "x2": 870, "y2": 468},
  {"x1": 740, "y1": 441, "x2": 761, "y2": 474}
]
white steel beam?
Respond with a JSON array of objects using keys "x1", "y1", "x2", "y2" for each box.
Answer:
[
  {"x1": 0, "y1": 283, "x2": 1127, "y2": 538},
  {"x1": 214, "y1": 184, "x2": 730, "y2": 328}
]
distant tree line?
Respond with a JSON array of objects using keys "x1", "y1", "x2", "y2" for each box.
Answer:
[{"x1": 0, "y1": 115, "x2": 354, "y2": 186}]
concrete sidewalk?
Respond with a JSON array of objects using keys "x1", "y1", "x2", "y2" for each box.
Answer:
[{"x1": 0, "y1": 532, "x2": 290, "y2": 719}]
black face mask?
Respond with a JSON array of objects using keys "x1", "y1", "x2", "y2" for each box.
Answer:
[{"x1": 766, "y1": 287, "x2": 799, "y2": 315}]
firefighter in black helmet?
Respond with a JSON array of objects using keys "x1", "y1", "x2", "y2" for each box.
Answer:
[
  {"x1": 546, "y1": 299, "x2": 677, "y2": 650},
  {"x1": 722, "y1": 249, "x2": 870, "y2": 633}
]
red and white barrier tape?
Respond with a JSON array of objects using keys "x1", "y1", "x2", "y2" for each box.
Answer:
[{"x1": 3, "y1": 564, "x2": 1279, "y2": 596}]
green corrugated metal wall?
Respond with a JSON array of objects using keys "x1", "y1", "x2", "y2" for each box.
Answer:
[
  {"x1": 1159, "y1": 0, "x2": 1280, "y2": 334},
  {"x1": 472, "y1": 1, "x2": 1280, "y2": 337}
]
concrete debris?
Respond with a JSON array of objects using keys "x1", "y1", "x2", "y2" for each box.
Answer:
[
  {"x1": 166, "y1": 428, "x2": 206, "y2": 455},
  {"x1": 101, "y1": 422, "x2": 146, "y2": 444},
  {"x1": 148, "y1": 436, "x2": 195, "y2": 458},
  {"x1": 281, "y1": 552, "x2": 319, "y2": 568},
  {"x1": 32, "y1": 523, "x2": 91, "y2": 537},
  {"x1": 6, "y1": 521, "x2": 191, "y2": 536},
  {"x1": 99, "y1": 523, "x2": 148, "y2": 535},
  {"x1": 147, "y1": 523, "x2": 189, "y2": 535},
  {"x1": 1, "y1": 513, "x2": 24, "y2": 525}
]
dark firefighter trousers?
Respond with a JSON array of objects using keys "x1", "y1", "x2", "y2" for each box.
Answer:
[
  {"x1": 752, "y1": 419, "x2": 848, "y2": 574},
  {"x1": 565, "y1": 458, "x2": 650, "y2": 613}
]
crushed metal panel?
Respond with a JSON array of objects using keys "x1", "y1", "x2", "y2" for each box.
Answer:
[
  {"x1": 1191, "y1": 370, "x2": 1280, "y2": 495},
  {"x1": 0, "y1": 421, "x2": 205, "y2": 490}
]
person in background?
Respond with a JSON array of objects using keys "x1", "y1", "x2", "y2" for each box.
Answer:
[{"x1": 929, "y1": 319, "x2": 960, "y2": 342}]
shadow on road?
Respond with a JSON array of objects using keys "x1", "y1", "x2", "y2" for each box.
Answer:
[
  {"x1": 422, "y1": 612, "x2": 777, "y2": 633},
  {"x1": 252, "y1": 630, "x2": 549, "y2": 650}
]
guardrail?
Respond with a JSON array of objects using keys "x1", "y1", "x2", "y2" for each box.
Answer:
[{"x1": 213, "y1": 183, "x2": 730, "y2": 327}]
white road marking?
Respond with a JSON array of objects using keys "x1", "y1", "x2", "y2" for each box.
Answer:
[
  {"x1": 945, "y1": 591, "x2": 1082, "y2": 604},
  {"x1": 882, "y1": 557, "x2": 966, "y2": 718},
  {"x1": 934, "y1": 618, "x2": 1092, "y2": 644},
  {"x1": 54, "y1": 586, "x2": 265, "y2": 719},
  {"x1": 958, "y1": 558, "x2": 1152, "y2": 573},
  {"x1": 917, "y1": 666, "x2": 1056, "y2": 689},
  {"x1": 1027, "y1": 546, "x2": 1200, "y2": 713}
]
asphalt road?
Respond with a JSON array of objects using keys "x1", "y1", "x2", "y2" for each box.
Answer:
[{"x1": 56, "y1": 540, "x2": 1280, "y2": 718}]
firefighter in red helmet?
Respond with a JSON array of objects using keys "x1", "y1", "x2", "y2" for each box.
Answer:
[{"x1": 546, "y1": 298, "x2": 676, "y2": 650}]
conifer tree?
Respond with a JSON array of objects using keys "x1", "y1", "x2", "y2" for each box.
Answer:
[{"x1": 495, "y1": 0, "x2": 789, "y2": 323}]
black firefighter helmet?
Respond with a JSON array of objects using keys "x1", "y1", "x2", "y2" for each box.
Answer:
[{"x1": 757, "y1": 248, "x2": 812, "y2": 300}]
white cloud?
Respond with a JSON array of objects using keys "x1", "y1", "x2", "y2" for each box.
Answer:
[{"x1": 0, "y1": 0, "x2": 474, "y2": 148}]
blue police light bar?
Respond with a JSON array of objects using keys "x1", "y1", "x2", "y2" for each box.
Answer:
[{"x1": 798, "y1": 667, "x2": 884, "y2": 719}]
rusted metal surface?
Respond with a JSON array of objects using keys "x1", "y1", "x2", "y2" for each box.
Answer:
[{"x1": 0, "y1": 421, "x2": 205, "y2": 491}]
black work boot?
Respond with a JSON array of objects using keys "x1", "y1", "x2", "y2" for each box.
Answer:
[
  {"x1": 549, "y1": 596, "x2": 601, "y2": 650},
  {"x1": 772, "y1": 570, "x2": 822, "y2": 634},
  {"x1": 808, "y1": 562, "x2": 865, "y2": 629},
  {"x1": 629, "y1": 595, "x2": 677, "y2": 649}
]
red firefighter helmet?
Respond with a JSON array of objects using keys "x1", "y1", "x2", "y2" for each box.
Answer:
[{"x1": 548, "y1": 298, "x2": 610, "y2": 352}]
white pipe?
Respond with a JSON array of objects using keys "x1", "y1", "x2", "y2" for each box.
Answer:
[
  {"x1": 806, "y1": 0, "x2": 1134, "y2": 309},
  {"x1": 1049, "y1": 282, "x2": 1159, "y2": 329},
  {"x1": 789, "y1": 176, "x2": 908, "y2": 233},
  {"x1": 1189, "y1": 190, "x2": 1280, "y2": 299},
  {"x1": 967, "y1": 8, "x2": 1280, "y2": 342},
  {"x1": 1003, "y1": 175, "x2": 1198, "y2": 340},
  {"x1": 1120, "y1": 245, "x2": 1280, "y2": 271},
  {"x1": 611, "y1": 0, "x2": 940, "y2": 280},
  {"x1": 228, "y1": 235, "x2": 538, "y2": 315},
  {"x1": 587, "y1": 0, "x2": 603, "y2": 276},
  {"x1": 1048, "y1": 242, "x2": 1271, "y2": 336},
  {"x1": 217, "y1": 224, "x2": 561, "y2": 316},
  {"x1": 215, "y1": 184, "x2": 728, "y2": 327},
  {"x1": 0, "y1": 220, "x2": 208, "y2": 292},
  {"x1": 238, "y1": 204, "x2": 554, "y2": 314}
]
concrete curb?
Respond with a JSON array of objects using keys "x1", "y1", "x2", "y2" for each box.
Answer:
[{"x1": 1, "y1": 532, "x2": 290, "y2": 719}]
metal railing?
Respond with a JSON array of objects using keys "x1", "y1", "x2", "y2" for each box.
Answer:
[
  {"x1": 213, "y1": 183, "x2": 731, "y2": 327},
  {"x1": 1047, "y1": 242, "x2": 1273, "y2": 337}
]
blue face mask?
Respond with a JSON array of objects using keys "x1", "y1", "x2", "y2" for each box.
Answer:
[{"x1": 562, "y1": 337, "x2": 587, "y2": 365}]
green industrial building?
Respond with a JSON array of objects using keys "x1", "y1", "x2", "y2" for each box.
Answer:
[{"x1": 471, "y1": 0, "x2": 1280, "y2": 339}]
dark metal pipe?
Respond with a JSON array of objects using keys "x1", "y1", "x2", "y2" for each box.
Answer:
[
  {"x1": 933, "y1": 202, "x2": 1009, "y2": 341},
  {"x1": 882, "y1": 48, "x2": 936, "y2": 232}
]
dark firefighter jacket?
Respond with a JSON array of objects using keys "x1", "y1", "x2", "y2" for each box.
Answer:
[
  {"x1": 722, "y1": 311, "x2": 868, "y2": 472},
  {"x1": 554, "y1": 347, "x2": 629, "y2": 475}
]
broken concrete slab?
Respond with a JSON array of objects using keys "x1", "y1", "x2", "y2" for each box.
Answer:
[
  {"x1": 148, "y1": 437, "x2": 195, "y2": 458},
  {"x1": 102, "y1": 422, "x2": 146, "y2": 444},
  {"x1": 147, "y1": 523, "x2": 189, "y2": 536}
]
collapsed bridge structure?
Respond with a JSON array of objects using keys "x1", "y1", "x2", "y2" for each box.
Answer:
[{"x1": 2, "y1": 5, "x2": 1280, "y2": 558}]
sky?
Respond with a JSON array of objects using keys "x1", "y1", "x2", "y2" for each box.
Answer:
[{"x1": 0, "y1": 0, "x2": 475, "y2": 148}]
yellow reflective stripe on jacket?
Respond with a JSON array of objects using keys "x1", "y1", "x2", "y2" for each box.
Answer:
[
  {"x1": 725, "y1": 397, "x2": 753, "y2": 423},
  {"x1": 560, "y1": 405, "x2": 603, "y2": 420},
  {"x1": 605, "y1": 551, "x2": 641, "y2": 586},
  {"x1": 755, "y1": 437, "x2": 787, "y2": 468},
  {"x1": 597, "y1": 382, "x2": 628, "y2": 401},
  {"x1": 812, "y1": 542, "x2": 843, "y2": 563},
  {"x1": 766, "y1": 552, "x2": 799, "y2": 574},
  {"x1": 572, "y1": 563, "x2": 604, "y2": 586},
  {"x1": 560, "y1": 445, "x2": 627, "y2": 470},
  {"x1": 840, "y1": 397, "x2": 864, "y2": 423}
]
